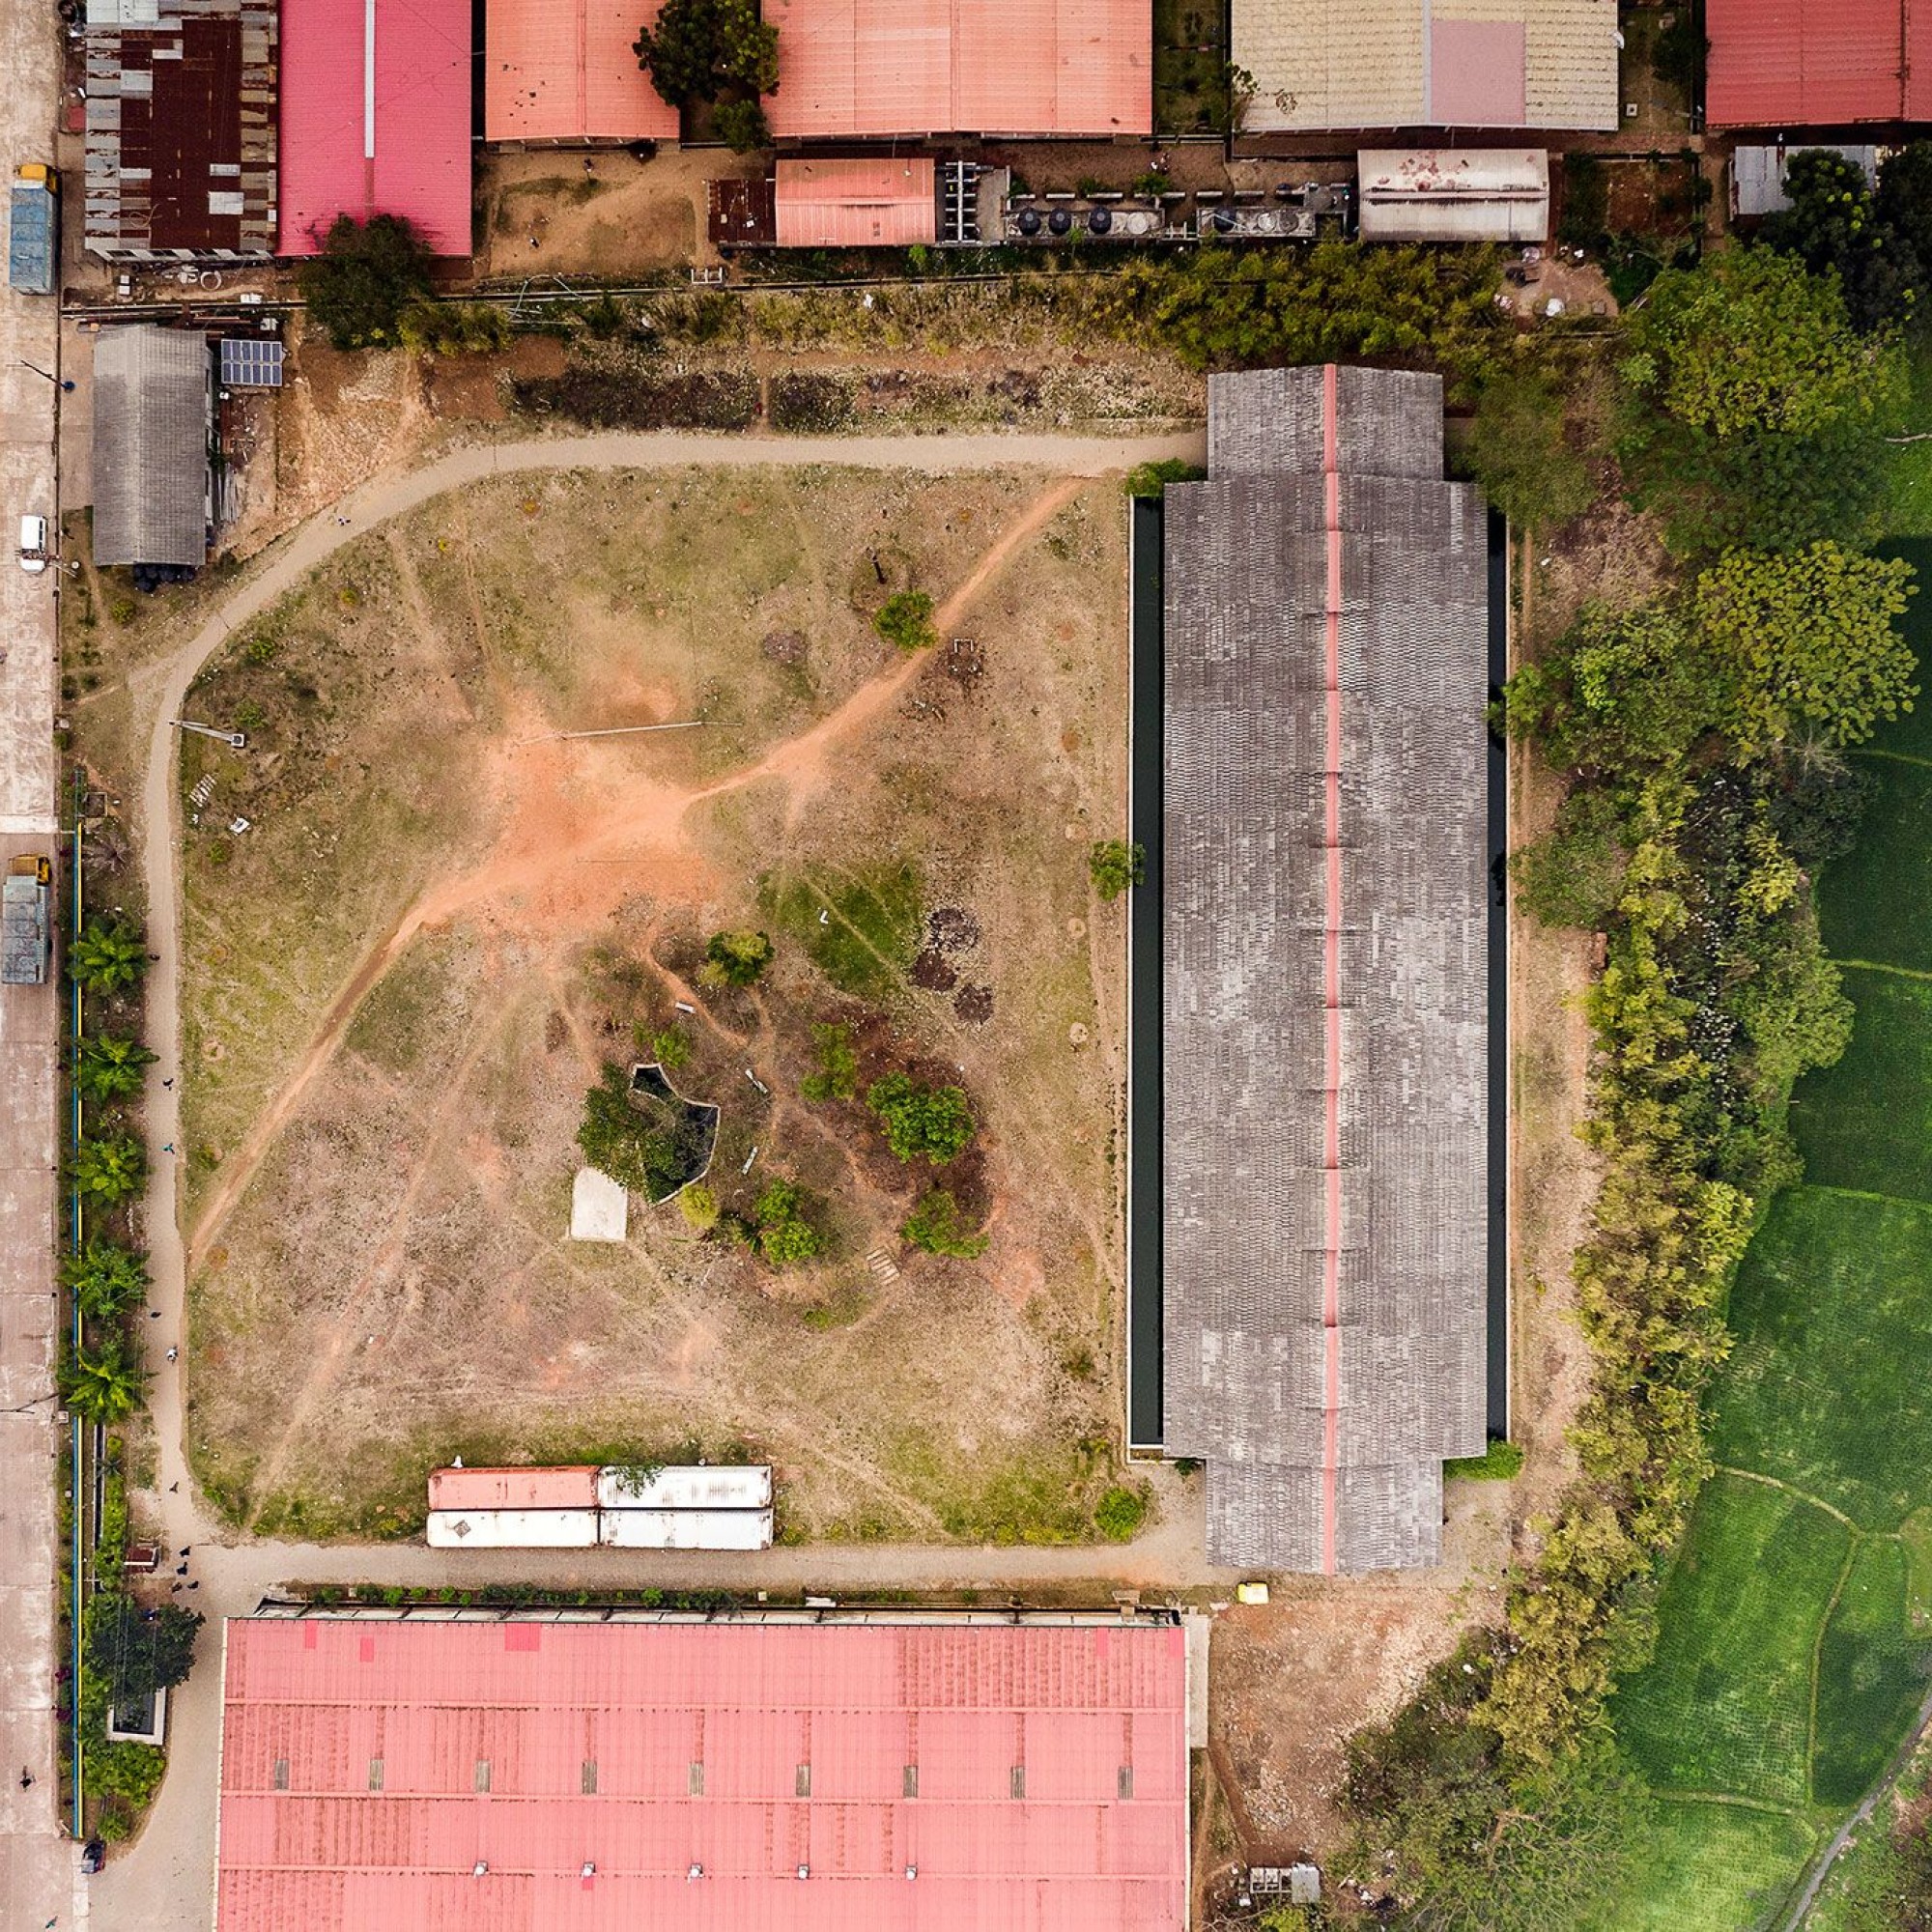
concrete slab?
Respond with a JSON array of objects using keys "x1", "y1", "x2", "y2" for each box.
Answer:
[{"x1": 569, "y1": 1166, "x2": 628, "y2": 1242}]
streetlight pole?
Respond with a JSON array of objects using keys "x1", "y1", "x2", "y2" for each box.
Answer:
[{"x1": 18, "y1": 360, "x2": 74, "y2": 394}]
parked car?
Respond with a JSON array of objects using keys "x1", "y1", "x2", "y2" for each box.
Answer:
[{"x1": 18, "y1": 513, "x2": 48, "y2": 573}]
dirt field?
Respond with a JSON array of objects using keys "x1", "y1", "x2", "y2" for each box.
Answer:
[{"x1": 173, "y1": 464, "x2": 1137, "y2": 1543}]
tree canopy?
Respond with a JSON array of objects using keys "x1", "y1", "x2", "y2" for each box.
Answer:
[
  {"x1": 88, "y1": 1599, "x2": 203, "y2": 1703},
  {"x1": 1761, "y1": 149, "x2": 1918, "y2": 335},
  {"x1": 635, "y1": 0, "x2": 779, "y2": 106},
  {"x1": 1693, "y1": 542, "x2": 1918, "y2": 754},
  {"x1": 749, "y1": 1178, "x2": 822, "y2": 1266},
  {"x1": 576, "y1": 1064, "x2": 714, "y2": 1200},
  {"x1": 74, "y1": 1034, "x2": 156, "y2": 1104},
  {"x1": 296, "y1": 215, "x2": 437, "y2": 352},
  {"x1": 1465, "y1": 373, "x2": 1595, "y2": 532},
  {"x1": 902, "y1": 1188, "x2": 987, "y2": 1258},
  {"x1": 866, "y1": 1073, "x2": 976, "y2": 1165},
  {"x1": 69, "y1": 920, "x2": 147, "y2": 997},
  {"x1": 61, "y1": 1340, "x2": 147, "y2": 1425},
  {"x1": 1626, "y1": 246, "x2": 1889, "y2": 439},
  {"x1": 60, "y1": 1237, "x2": 149, "y2": 1321},
  {"x1": 705, "y1": 928, "x2": 774, "y2": 985}
]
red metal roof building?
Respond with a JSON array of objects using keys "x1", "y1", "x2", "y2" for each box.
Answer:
[
  {"x1": 216, "y1": 1613, "x2": 1188, "y2": 1930},
  {"x1": 775, "y1": 158, "x2": 938, "y2": 246},
  {"x1": 426, "y1": 1465, "x2": 601, "y2": 1511},
  {"x1": 763, "y1": 0, "x2": 1151, "y2": 139},
  {"x1": 1706, "y1": 0, "x2": 1932, "y2": 127},
  {"x1": 277, "y1": 0, "x2": 474, "y2": 257},
  {"x1": 484, "y1": 0, "x2": 681, "y2": 143}
]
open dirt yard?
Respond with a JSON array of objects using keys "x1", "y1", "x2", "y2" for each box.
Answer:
[{"x1": 172, "y1": 464, "x2": 1139, "y2": 1544}]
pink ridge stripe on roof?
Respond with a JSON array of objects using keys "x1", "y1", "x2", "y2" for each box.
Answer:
[
  {"x1": 775, "y1": 158, "x2": 937, "y2": 248},
  {"x1": 278, "y1": 0, "x2": 474, "y2": 257},
  {"x1": 765, "y1": 0, "x2": 1151, "y2": 138},
  {"x1": 427, "y1": 1465, "x2": 601, "y2": 1511},
  {"x1": 484, "y1": 0, "x2": 680, "y2": 142},
  {"x1": 216, "y1": 1616, "x2": 1188, "y2": 1932}
]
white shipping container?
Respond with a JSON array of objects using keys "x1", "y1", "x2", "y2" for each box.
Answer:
[
  {"x1": 596, "y1": 1463, "x2": 773, "y2": 1512},
  {"x1": 426, "y1": 1508, "x2": 600, "y2": 1549},
  {"x1": 598, "y1": 1507, "x2": 775, "y2": 1551}
]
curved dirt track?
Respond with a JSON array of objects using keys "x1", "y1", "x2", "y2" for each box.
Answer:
[{"x1": 102, "y1": 427, "x2": 1208, "y2": 1931}]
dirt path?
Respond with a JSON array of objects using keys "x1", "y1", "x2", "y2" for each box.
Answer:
[{"x1": 184, "y1": 470, "x2": 1089, "y2": 1274}]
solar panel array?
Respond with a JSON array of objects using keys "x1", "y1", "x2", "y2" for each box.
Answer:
[
  {"x1": 1162, "y1": 365, "x2": 1490, "y2": 1574},
  {"x1": 218, "y1": 336, "x2": 283, "y2": 387}
]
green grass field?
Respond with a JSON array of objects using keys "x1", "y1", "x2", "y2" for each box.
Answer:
[{"x1": 1598, "y1": 537, "x2": 1932, "y2": 1924}]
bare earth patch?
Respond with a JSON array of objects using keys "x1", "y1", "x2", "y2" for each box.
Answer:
[{"x1": 177, "y1": 465, "x2": 1135, "y2": 1546}]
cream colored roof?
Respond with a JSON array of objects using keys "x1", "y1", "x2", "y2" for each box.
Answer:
[{"x1": 1235, "y1": 0, "x2": 1618, "y2": 131}]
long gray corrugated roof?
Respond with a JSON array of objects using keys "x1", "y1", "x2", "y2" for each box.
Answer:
[
  {"x1": 92, "y1": 325, "x2": 210, "y2": 569},
  {"x1": 1161, "y1": 365, "x2": 1489, "y2": 1574}
]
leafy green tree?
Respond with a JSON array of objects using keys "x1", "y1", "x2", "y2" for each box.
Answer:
[
  {"x1": 60, "y1": 1236, "x2": 149, "y2": 1321},
  {"x1": 1089, "y1": 839, "x2": 1145, "y2": 900},
  {"x1": 902, "y1": 1188, "x2": 987, "y2": 1258},
  {"x1": 800, "y1": 1022, "x2": 858, "y2": 1102},
  {"x1": 1093, "y1": 1484, "x2": 1149, "y2": 1541},
  {"x1": 1466, "y1": 374, "x2": 1595, "y2": 531},
  {"x1": 712, "y1": 98, "x2": 771, "y2": 153},
  {"x1": 577, "y1": 1064, "x2": 712, "y2": 1198},
  {"x1": 60, "y1": 1340, "x2": 147, "y2": 1425},
  {"x1": 68, "y1": 919, "x2": 147, "y2": 997},
  {"x1": 296, "y1": 214, "x2": 437, "y2": 352},
  {"x1": 72, "y1": 1132, "x2": 146, "y2": 1208},
  {"x1": 1693, "y1": 542, "x2": 1918, "y2": 754},
  {"x1": 867, "y1": 1073, "x2": 975, "y2": 1164},
  {"x1": 704, "y1": 928, "x2": 774, "y2": 985},
  {"x1": 87, "y1": 1597, "x2": 203, "y2": 1702},
  {"x1": 635, "y1": 0, "x2": 778, "y2": 105},
  {"x1": 73, "y1": 1034, "x2": 157, "y2": 1104},
  {"x1": 750, "y1": 1178, "x2": 821, "y2": 1266},
  {"x1": 677, "y1": 1181, "x2": 719, "y2": 1232},
  {"x1": 1510, "y1": 787, "x2": 1628, "y2": 930},
  {"x1": 1877, "y1": 142, "x2": 1932, "y2": 291},
  {"x1": 1761, "y1": 149, "x2": 1918, "y2": 334},
  {"x1": 1626, "y1": 246, "x2": 1889, "y2": 438},
  {"x1": 1502, "y1": 602, "x2": 1718, "y2": 777},
  {"x1": 649, "y1": 1026, "x2": 690, "y2": 1070},
  {"x1": 873, "y1": 590, "x2": 937, "y2": 652}
]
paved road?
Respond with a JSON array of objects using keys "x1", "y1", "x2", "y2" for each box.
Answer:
[
  {"x1": 94, "y1": 426, "x2": 1209, "y2": 1930},
  {"x1": 0, "y1": 0, "x2": 83, "y2": 1920}
]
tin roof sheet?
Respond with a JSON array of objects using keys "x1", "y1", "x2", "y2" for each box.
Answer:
[
  {"x1": 216, "y1": 1617, "x2": 1188, "y2": 1932},
  {"x1": 1160, "y1": 366, "x2": 1490, "y2": 1574},
  {"x1": 427, "y1": 1466, "x2": 602, "y2": 1511},
  {"x1": 277, "y1": 0, "x2": 473, "y2": 257},
  {"x1": 763, "y1": 0, "x2": 1151, "y2": 138},
  {"x1": 774, "y1": 157, "x2": 936, "y2": 246},
  {"x1": 483, "y1": 0, "x2": 680, "y2": 141},
  {"x1": 1706, "y1": 0, "x2": 1932, "y2": 126},
  {"x1": 91, "y1": 324, "x2": 210, "y2": 568},
  {"x1": 1233, "y1": 0, "x2": 1616, "y2": 131}
]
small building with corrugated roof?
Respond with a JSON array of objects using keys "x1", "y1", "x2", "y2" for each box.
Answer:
[
  {"x1": 1356, "y1": 148, "x2": 1549, "y2": 242},
  {"x1": 91, "y1": 325, "x2": 212, "y2": 570}
]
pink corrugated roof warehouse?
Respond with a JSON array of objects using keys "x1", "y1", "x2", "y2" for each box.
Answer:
[
  {"x1": 484, "y1": 0, "x2": 681, "y2": 142},
  {"x1": 216, "y1": 1615, "x2": 1189, "y2": 1931},
  {"x1": 1707, "y1": 0, "x2": 1932, "y2": 126},
  {"x1": 775, "y1": 159, "x2": 937, "y2": 247},
  {"x1": 278, "y1": 0, "x2": 474, "y2": 257},
  {"x1": 764, "y1": 0, "x2": 1151, "y2": 138}
]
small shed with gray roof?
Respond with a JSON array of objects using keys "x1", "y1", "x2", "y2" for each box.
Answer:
[
  {"x1": 91, "y1": 325, "x2": 211, "y2": 570},
  {"x1": 1160, "y1": 364, "x2": 1491, "y2": 1574}
]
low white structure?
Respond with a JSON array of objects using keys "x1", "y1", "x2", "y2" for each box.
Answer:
[
  {"x1": 426, "y1": 1508, "x2": 601, "y2": 1549},
  {"x1": 598, "y1": 1507, "x2": 775, "y2": 1551},
  {"x1": 596, "y1": 1464, "x2": 774, "y2": 1512},
  {"x1": 1357, "y1": 148, "x2": 1549, "y2": 243},
  {"x1": 569, "y1": 1166, "x2": 628, "y2": 1242}
]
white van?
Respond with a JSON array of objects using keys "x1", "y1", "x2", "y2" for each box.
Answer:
[{"x1": 18, "y1": 515, "x2": 48, "y2": 573}]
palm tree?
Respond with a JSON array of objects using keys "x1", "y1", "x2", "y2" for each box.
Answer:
[
  {"x1": 71, "y1": 1132, "x2": 146, "y2": 1208},
  {"x1": 59, "y1": 1340, "x2": 147, "y2": 1425},
  {"x1": 68, "y1": 919, "x2": 148, "y2": 998},
  {"x1": 58, "y1": 1237, "x2": 149, "y2": 1321},
  {"x1": 73, "y1": 1034, "x2": 157, "y2": 1104}
]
